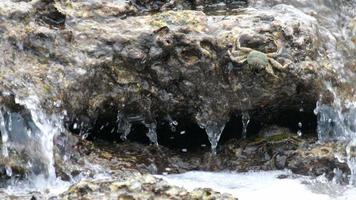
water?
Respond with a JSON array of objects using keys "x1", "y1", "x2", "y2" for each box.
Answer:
[
  {"x1": 166, "y1": 115, "x2": 178, "y2": 133},
  {"x1": 0, "y1": 0, "x2": 355, "y2": 198},
  {"x1": 116, "y1": 112, "x2": 132, "y2": 141},
  {"x1": 199, "y1": 121, "x2": 226, "y2": 154},
  {"x1": 241, "y1": 112, "x2": 250, "y2": 139},
  {"x1": 160, "y1": 0, "x2": 356, "y2": 198},
  {"x1": 294, "y1": 0, "x2": 356, "y2": 184},
  {"x1": 144, "y1": 121, "x2": 158, "y2": 145},
  {"x1": 159, "y1": 170, "x2": 356, "y2": 200},
  {"x1": 0, "y1": 96, "x2": 59, "y2": 180},
  {"x1": 0, "y1": 95, "x2": 72, "y2": 196}
]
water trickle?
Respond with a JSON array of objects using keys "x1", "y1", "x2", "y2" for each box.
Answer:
[
  {"x1": 0, "y1": 108, "x2": 10, "y2": 158},
  {"x1": 241, "y1": 112, "x2": 250, "y2": 139},
  {"x1": 116, "y1": 112, "x2": 131, "y2": 141},
  {"x1": 199, "y1": 121, "x2": 226, "y2": 154},
  {"x1": 14, "y1": 96, "x2": 64, "y2": 181},
  {"x1": 346, "y1": 140, "x2": 356, "y2": 185},
  {"x1": 0, "y1": 95, "x2": 65, "y2": 187},
  {"x1": 144, "y1": 122, "x2": 158, "y2": 145},
  {"x1": 291, "y1": 0, "x2": 356, "y2": 184}
]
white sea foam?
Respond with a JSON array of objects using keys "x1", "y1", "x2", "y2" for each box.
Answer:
[{"x1": 158, "y1": 170, "x2": 356, "y2": 200}]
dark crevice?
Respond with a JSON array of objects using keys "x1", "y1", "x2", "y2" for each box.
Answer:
[
  {"x1": 34, "y1": 0, "x2": 66, "y2": 29},
  {"x1": 73, "y1": 107, "x2": 318, "y2": 153}
]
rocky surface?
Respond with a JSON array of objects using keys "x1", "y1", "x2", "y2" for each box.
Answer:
[
  {"x1": 0, "y1": 0, "x2": 335, "y2": 138},
  {"x1": 59, "y1": 174, "x2": 236, "y2": 200},
  {"x1": 50, "y1": 126, "x2": 350, "y2": 184},
  {"x1": 0, "y1": 0, "x2": 355, "y2": 199}
]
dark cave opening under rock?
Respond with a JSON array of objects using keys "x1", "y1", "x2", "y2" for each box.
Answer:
[{"x1": 72, "y1": 108, "x2": 318, "y2": 153}]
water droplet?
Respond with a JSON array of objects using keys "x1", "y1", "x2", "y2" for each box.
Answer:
[
  {"x1": 180, "y1": 131, "x2": 186, "y2": 135},
  {"x1": 298, "y1": 122, "x2": 303, "y2": 128},
  {"x1": 297, "y1": 130, "x2": 302, "y2": 137},
  {"x1": 181, "y1": 148, "x2": 187, "y2": 153},
  {"x1": 73, "y1": 123, "x2": 78, "y2": 129},
  {"x1": 201, "y1": 144, "x2": 206, "y2": 147},
  {"x1": 81, "y1": 133, "x2": 89, "y2": 140},
  {"x1": 54, "y1": 100, "x2": 62, "y2": 108},
  {"x1": 5, "y1": 166, "x2": 12, "y2": 177},
  {"x1": 26, "y1": 128, "x2": 32, "y2": 137},
  {"x1": 169, "y1": 136, "x2": 175, "y2": 140}
]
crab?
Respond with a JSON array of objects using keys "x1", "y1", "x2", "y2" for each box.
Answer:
[{"x1": 228, "y1": 37, "x2": 290, "y2": 78}]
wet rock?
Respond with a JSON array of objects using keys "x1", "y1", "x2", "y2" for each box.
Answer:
[
  {"x1": 286, "y1": 142, "x2": 350, "y2": 179},
  {"x1": 0, "y1": 1, "x2": 334, "y2": 139},
  {"x1": 60, "y1": 173, "x2": 236, "y2": 200},
  {"x1": 66, "y1": 126, "x2": 349, "y2": 182}
]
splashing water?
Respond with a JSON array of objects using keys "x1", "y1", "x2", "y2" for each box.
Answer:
[
  {"x1": 257, "y1": 0, "x2": 356, "y2": 185},
  {"x1": 0, "y1": 94, "x2": 71, "y2": 195},
  {"x1": 304, "y1": 0, "x2": 356, "y2": 184}
]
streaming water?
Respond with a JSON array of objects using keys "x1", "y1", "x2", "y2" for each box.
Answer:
[
  {"x1": 198, "y1": 120, "x2": 226, "y2": 155},
  {"x1": 0, "y1": 0, "x2": 355, "y2": 198},
  {"x1": 144, "y1": 121, "x2": 158, "y2": 145},
  {"x1": 0, "y1": 94, "x2": 71, "y2": 196}
]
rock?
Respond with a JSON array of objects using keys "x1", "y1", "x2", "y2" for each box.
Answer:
[
  {"x1": 286, "y1": 142, "x2": 350, "y2": 179},
  {"x1": 63, "y1": 126, "x2": 349, "y2": 183},
  {"x1": 0, "y1": 1, "x2": 334, "y2": 137},
  {"x1": 60, "y1": 174, "x2": 236, "y2": 200}
]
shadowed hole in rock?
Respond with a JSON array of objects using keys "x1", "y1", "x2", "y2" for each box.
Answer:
[
  {"x1": 70, "y1": 107, "x2": 317, "y2": 153},
  {"x1": 34, "y1": 0, "x2": 66, "y2": 29}
]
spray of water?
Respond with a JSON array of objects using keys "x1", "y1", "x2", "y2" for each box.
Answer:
[{"x1": 0, "y1": 94, "x2": 71, "y2": 195}]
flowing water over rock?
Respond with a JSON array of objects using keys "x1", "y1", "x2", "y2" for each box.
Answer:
[
  {"x1": 0, "y1": 95, "x2": 71, "y2": 196},
  {"x1": 0, "y1": 0, "x2": 355, "y2": 199}
]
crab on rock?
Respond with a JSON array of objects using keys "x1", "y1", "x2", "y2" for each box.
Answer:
[{"x1": 228, "y1": 37, "x2": 290, "y2": 78}]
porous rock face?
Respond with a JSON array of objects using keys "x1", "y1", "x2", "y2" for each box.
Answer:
[
  {"x1": 0, "y1": 1, "x2": 334, "y2": 136},
  {"x1": 60, "y1": 174, "x2": 236, "y2": 200}
]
